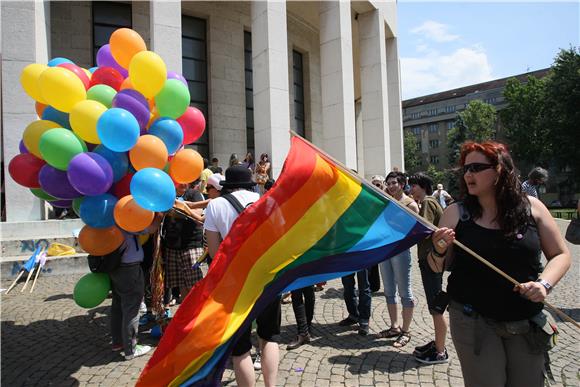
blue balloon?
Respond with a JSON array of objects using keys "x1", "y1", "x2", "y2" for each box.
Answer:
[
  {"x1": 88, "y1": 66, "x2": 98, "y2": 74},
  {"x1": 97, "y1": 108, "x2": 140, "y2": 152},
  {"x1": 42, "y1": 106, "x2": 71, "y2": 129},
  {"x1": 79, "y1": 193, "x2": 118, "y2": 228},
  {"x1": 130, "y1": 168, "x2": 175, "y2": 212},
  {"x1": 93, "y1": 145, "x2": 129, "y2": 183},
  {"x1": 48, "y1": 57, "x2": 74, "y2": 67},
  {"x1": 148, "y1": 118, "x2": 184, "y2": 154}
]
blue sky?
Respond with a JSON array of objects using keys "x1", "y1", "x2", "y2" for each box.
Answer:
[{"x1": 397, "y1": 1, "x2": 580, "y2": 99}]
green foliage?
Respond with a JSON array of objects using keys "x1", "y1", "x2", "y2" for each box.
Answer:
[
  {"x1": 425, "y1": 164, "x2": 445, "y2": 186},
  {"x1": 404, "y1": 130, "x2": 421, "y2": 173},
  {"x1": 447, "y1": 100, "x2": 497, "y2": 166}
]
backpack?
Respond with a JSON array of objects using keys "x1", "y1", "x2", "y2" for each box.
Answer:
[{"x1": 87, "y1": 244, "x2": 127, "y2": 274}]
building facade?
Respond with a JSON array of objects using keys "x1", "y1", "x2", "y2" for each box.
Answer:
[
  {"x1": 1, "y1": 0, "x2": 405, "y2": 222},
  {"x1": 402, "y1": 68, "x2": 549, "y2": 170}
]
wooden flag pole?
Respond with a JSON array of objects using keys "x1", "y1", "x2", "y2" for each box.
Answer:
[
  {"x1": 20, "y1": 266, "x2": 36, "y2": 292},
  {"x1": 288, "y1": 130, "x2": 579, "y2": 329},
  {"x1": 5, "y1": 271, "x2": 24, "y2": 294},
  {"x1": 29, "y1": 263, "x2": 43, "y2": 294}
]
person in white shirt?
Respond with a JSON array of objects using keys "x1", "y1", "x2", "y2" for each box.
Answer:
[
  {"x1": 204, "y1": 165, "x2": 280, "y2": 387},
  {"x1": 433, "y1": 183, "x2": 452, "y2": 209}
]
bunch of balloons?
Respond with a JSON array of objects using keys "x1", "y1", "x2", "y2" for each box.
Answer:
[{"x1": 10, "y1": 28, "x2": 206, "y2": 308}]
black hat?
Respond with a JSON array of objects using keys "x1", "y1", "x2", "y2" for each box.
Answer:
[{"x1": 220, "y1": 165, "x2": 256, "y2": 189}]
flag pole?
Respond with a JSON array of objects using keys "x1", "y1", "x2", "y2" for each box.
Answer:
[
  {"x1": 288, "y1": 130, "x2": 579, "y2": 329},
  {"x1": 29, "y1": 248, "x2": 47, "y2": 294},
  {"x1": 5, "y1": 271, "x2": 24, "y2": 294},
  {"x1": 20, "y1": 266, "x2": 36, "y2": 292}
]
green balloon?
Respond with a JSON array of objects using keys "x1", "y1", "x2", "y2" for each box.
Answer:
[
  {"x1": 30, "y1": 188, "x2": 57, "y2": 201},
  {"x1": 73, "y1": 272, "x2": 111, "y2": 309},
  {"x1": 72, "y1": 196, "x2": 84, "y2": 217},
  {"x1": 39, "y1": 128, "x2": 86, "y2": 170},
  {"x1": 155, "y1": 79, "x2": 190, "y2": 119},
  {"x1": 86, "y1": 84, "x2": 117, "y2": 108}
]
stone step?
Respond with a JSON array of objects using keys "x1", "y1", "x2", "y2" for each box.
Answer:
[
  {"x1": 1, "y1": 236, "x2": 85, "y2": 257},
  {"x1": 0, "y1": 253, "x2": 90, "y2": 280}
]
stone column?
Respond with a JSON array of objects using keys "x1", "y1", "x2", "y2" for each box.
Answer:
[
  {"x1": 251, "y1": 1, "x2": 291, "y2": 179},
  {"x1": 149, "y1": 0, "x2": 182, "y2": 73},
  {"x1": 1, "y1": 1, "x2": 49, "y2": 221},
  {"x1": 358, "y1": 9, "x2": 391, "y2": 178},
  {"x1": 386, "y1": 37, "x2": 404, "y2": 170},
  {"x1": 319, "y1": 1, "x2": 357, "y2": 169}
]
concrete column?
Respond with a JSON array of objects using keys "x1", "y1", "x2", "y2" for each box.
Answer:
[
  {"x1": 386, "y1": 37, "x2": 404, "y2": 170},
  {"x1": 1, "y1": 1, "x2": 48, "y2": 221},
  {"x1": 251, "y1": 1, "x2": 291, "y2": 179},
  {"x1": 319, "y1": 1, "x2": 357, "y2": 169},
  {"x1": 149, "y1": 0, "x2": 182, "y2": 73},
  {"x1": 359, "y1": 9, "x2": 391, "y2": 179}
]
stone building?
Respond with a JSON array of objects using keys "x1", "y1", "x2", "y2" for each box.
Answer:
[{"x1": 1, "y1": 0, "x2": 404, "y2": 223}]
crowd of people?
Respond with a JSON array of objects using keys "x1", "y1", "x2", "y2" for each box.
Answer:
[{"x1": 104, "y1": 144, "x2": 571, "y2": 387}]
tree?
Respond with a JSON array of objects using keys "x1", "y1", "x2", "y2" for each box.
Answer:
[
  {"x1": 403, "y1": 130, "x2": 421, "y2": 173},
  {"x1": 447, "y1": 100, "x2": 497, "y2": 165},
  {"x1": 501, "y1": 75, "x2": 550, "y2": 166},
  {"x1": 544, "y1": 47, "x2": 580, "y2": 181}
]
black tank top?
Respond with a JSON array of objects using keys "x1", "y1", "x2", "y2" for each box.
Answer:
[{"x1": 447, "y1": 206, "x2": 543, "y2": 321}]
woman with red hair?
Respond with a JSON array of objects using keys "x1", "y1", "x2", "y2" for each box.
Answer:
[{"x1": 428, "y1": 141, "x2": 570, "y2": 386}]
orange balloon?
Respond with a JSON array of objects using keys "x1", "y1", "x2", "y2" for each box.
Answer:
[
  {"x1": 114, "y1": 195, "x2": 154, "y2": 232},
  {"x1": 35, "y1": 102, "x2": 47, "y2": 118},
  {"x1": 169, "y1": 148, "x2": 203, "y2": 183},
  {"x1": 148, "y1": 98, "x2": 156, "y2": 111},
  {"x1": 78, "y1": 225, "x2": 124, "y2": 255},
  {"x1": 146, "y1": 107, "x2": 160, "y2": 129},
  {"x1": 110, "y1": 28, "x2": 146, "y2": 69},
  {"x1": 119, "y1": 77, "x2": 133, "y2": 90},
  {"x1": 129, "y1": 134, "x2": 168, "y2": 170}
]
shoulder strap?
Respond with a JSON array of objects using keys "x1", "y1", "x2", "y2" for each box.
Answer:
[
  {"x1": 457, "y1": 201, "x2": 471, "y2": 222},
  {"x1": 222, "y1": 193, "x2": 245, "y2": 214}
]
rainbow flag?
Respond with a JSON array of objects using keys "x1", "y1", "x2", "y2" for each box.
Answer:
[{"x1": 137, "y1": 136, "x2": 433, "y2": 386}]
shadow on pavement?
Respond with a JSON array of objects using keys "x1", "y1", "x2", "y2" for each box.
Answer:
[
  {"x1": 327, "y1": 349, "x2": 428, "y2": 375},
  {"x1": 44, "y1": 293, "x2": 74, "y2": 302}
]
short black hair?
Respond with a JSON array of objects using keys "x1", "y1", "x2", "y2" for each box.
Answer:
[
  {"x1": 385, "y1": 171, "x2": 406, "y2": 186},
  {"x1": 408, "y1": 172, "x2": 433, "y2": 195}
]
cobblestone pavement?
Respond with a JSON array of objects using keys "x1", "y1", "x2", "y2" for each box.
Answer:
[{"x1": 2, "y1": 222, "x2": 578, "y2": 386}]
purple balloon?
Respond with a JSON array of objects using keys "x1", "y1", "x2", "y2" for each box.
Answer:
[
  {"x1": 67, "y1": 152, "x2": 114, "y2": 196},
  {"x1": 167, "y1": 71, "x2": 188, "y2": 86},
  {"x1": 19, "y1": 140, "x2": 29, "y2": 154},
  {"x1": 39, "y1": 165, "x2": 82, "y2": 199},
  {"x1": 49, "y1": 199, "x2": 73, "y2": 208},
  {"x1": 112, "y1": 89, "x2": 150, "y2": 129},
  {"x1": 96, "y1": 44, "x2": 128, "y2": 78}
]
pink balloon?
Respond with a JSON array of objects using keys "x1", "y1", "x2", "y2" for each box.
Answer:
[
  {"x1": 57, "y1": 63, "x2": 91, "y2": 90},
  {"x1": 177, "y1": 107, "x2": 206, "y2": 145}
]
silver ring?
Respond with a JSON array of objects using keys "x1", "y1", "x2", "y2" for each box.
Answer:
[{"x1": 437, "y1": 239, "x2": 447, "y2": 249}]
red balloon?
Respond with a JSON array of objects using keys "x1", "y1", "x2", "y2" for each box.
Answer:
[
  {"x1": 57, "y1": 63, "x2": 91, "y2": 90},
  {"x1": 8, "y1": 153, "x2": 46, "y2": 188},
  {"x1": 177, "y1": 107, "x2": 206, "y2": 145},
  {"x1": 112, "y1": 172, "x2": 133, "y2": 198},
  {"x1": 89, "y1": 67, "x2": 124, "y2": 91}
]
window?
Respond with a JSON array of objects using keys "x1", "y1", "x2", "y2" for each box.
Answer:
[
  {"x1": 447, "y1": 121, "x2": 454, "y2": 130},
  {"x1": 429, "y1": 139, "x2": 440, "y2": 149},
  {"x1": 411, "y1": 112, "x2": 421, "y2": 119},
  {"x1": 430, "y1": 155, "x2": 440, "y2": 164},
  {"x1": 244, "y1": 31, "x2": 254, "y2": 156},
  {"x1": 292, "y1": 50, "x2": 305, "y2": 138},
  {"x1": 182, "y1": 16, "x2": 209, "y2": 158},
  {"x1": 412, "y1": 127, "x2": 421, "y2": 135},
  {"x1": 426, "y1": 108, "x2": 437, "y2": 116},
  {"x1": 445, "y1": 105, "x2": 456, "y2": 113},
  {"x1": 484, "y1": 97, "x2": 497, "y2": 104},
  {"x1": 428, "y1": 124, "x2": 438, "y2": 133},
  {"x1": 92, "y1": 2, "x2": 132, "y2": 65}
]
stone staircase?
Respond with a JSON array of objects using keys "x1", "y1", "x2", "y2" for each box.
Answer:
[{"x1": 0, "y1": 219, "x2": 90, "y2": 279}]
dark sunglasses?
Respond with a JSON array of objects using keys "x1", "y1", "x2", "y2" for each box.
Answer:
[
  {"x1": 463, "y1": 163, "x2": 495, "y2": 174},
  {"x1": 372, "y1": 182, "x2": 383, "y2": 187}
]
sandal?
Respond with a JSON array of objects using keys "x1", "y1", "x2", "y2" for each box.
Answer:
[
  {"x1": 378, "y1": 326, "x2": 402, "y2": 338},
  {"x1": 393, "y1": 331, "x2": 411, "y2": 348}
]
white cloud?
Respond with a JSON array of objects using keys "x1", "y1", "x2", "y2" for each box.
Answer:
[
  {"x1": 411, "y1": 21, "x2": 459, "y2": 43},
  {"x1": 401, "y1": 46, "x2": 494, "y2": 99}
]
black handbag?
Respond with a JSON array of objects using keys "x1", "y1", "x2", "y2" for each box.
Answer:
[{"x1": 565, "y1": 216, "x2": 580, "y2": 245}]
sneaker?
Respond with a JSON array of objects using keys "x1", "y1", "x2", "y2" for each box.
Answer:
[
  {"x1": 111, "y1": 344, "x2": 123, "y2": 352},
  {"x1": 139, "y1": 312, "x2": 155, "y2": 326},
  {"x1": 125, "y1": 344, "x2": 152, "y2": 360},
  {"x1": 164, "y1": 309, "x2": 172, "y2": 319},
  {"x1": 358, "y1": 323, "x2": 369, "y2": 336},
  {"x1": 338, "y1": 317, "x2": 358, "y2": 326},
  {"x1": 415, "y1": 346, "x2": 449, "y2": 364},
  {"x1": 413, "y1": 340, "x2": 435, "y2": 356},
  {"x1": 139, "y1": 302, "x2": 147, "y2": 313},
  {"x1": 253, "y1": 354, "x2": 261, "y2": 370}
]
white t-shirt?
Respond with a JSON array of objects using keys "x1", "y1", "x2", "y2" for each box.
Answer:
[{"x1": 204, "y1": 190, "x2": 260, "y2": 239}]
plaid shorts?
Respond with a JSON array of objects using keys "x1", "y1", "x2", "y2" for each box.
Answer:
[{"x1": 163, "y1": 247, "x2": 204, "y2": 289}]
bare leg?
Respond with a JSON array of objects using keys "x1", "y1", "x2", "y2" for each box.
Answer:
[
  {"x1": 233, "y1": 351, "x2": 255, "y2": 387},
  {"x1": 433, "y1": 313, "x2": 447, "y2": 352},
  {"x1": 387, "y1": 303, "x2": 400, "y2": 329},
  {"x1": 402, "y1": 306, "x2": 414, "y2": 332},
  {"x1": 259, "y1": 338, "x2": 279, "y2": 387}
]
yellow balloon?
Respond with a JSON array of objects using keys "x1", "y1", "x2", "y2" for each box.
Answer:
[
  {"x1": 20, "y1": 63, "x2": 48, "y2": 103},
  {"x1": 70, "y1": 100, "x2": 107, "y2": 144},
  {"x1": 82, "y1": 68, "x2": 92, "y2": 80},
  {"x1": 129, "y1": 51, "x2": 167, "y2": 99},
  {"x1": 38, "y1": 67, "x2": 86, "y2": 113},
  {"x1": 22, "y1": 120, "x2": 60, "y2": 158}
]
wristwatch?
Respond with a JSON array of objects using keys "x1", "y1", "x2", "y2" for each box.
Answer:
[{"x1": 536, "y1": 278, "x2": 553, "y2": 294}]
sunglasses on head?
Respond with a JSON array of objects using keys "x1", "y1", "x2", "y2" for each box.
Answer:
[{"x1": 463, "y1": 163, "x2": 495, "y2": 174}]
